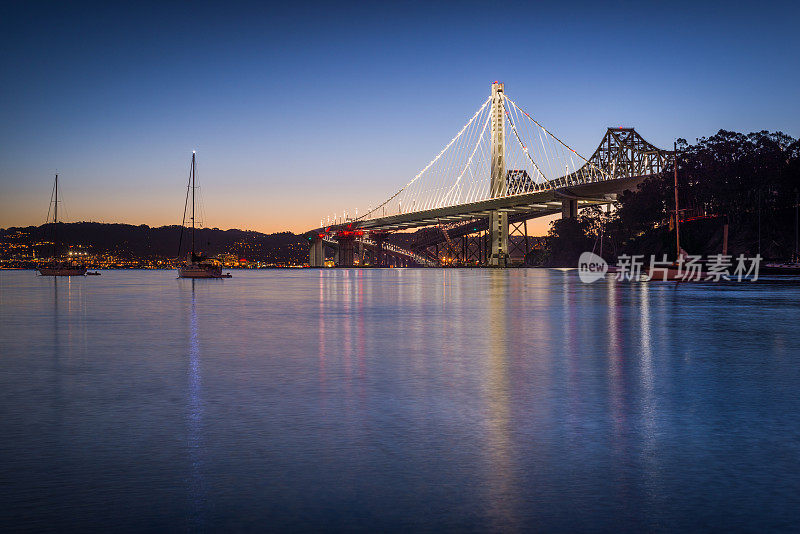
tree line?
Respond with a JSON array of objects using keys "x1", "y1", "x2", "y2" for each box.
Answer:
[{"x1": 531, "y1": 130, "x2": 800, "y2": 267}]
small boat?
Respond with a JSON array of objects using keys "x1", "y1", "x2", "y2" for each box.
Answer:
[
  {"x1": 179, "y1": 253, "x2": 231, "y2": 278},
  {"x1": 86, "y1": 271, "x2": 102, "y2": 276},
  {"x1": 37, "y1": 174, "x2": 88, "y2": 277},
  {"x1": 39, "y1": 261, "x2": 89, "y2": 276},
  {"x1": 177, "y1": 152, "x2": 231, "y2": 279}
]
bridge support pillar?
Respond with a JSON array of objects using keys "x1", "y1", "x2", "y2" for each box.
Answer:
[
  {"x1": 356, "y1": 240, "x2": 364, "y2": 266},
  {"x1": 488, "y1": 210, "x2": 509, "y2": 267},
  {"x1": 561, "y1": 199, "x2": 578, "y2": 219},
  {"x1": 375, "y1": 235, "x2": 386, "y2": 267},
  {"x1": 337, "y1": 235, "x2": 355, "y2": 267},
  {"x1": 308, "y1": 237, "x2": 324, "y2": 267}
]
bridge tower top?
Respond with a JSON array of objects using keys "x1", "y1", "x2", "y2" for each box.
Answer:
[{"x1": 490, "y1": 82, "x2": 506, "y2": 198}]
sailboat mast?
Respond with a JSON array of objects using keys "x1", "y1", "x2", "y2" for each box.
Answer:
[
  {"x1": 674, "y1": 142, "x2": 680, "y2": 260},
  {"x1": 191, "y1": 151, "x2": 195, "y2": 256},
  {"x1": 53, "y1": 174, "x2": 58, "y2": 259}
]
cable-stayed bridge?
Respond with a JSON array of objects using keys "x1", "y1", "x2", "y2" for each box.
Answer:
[{"x1": 307, "y1": 82, "x2": 672, "y2": 267}]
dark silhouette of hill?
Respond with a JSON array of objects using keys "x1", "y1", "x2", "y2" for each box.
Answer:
[{"x1": 0, "y1": 222, "x2": 308, "y2": 263}]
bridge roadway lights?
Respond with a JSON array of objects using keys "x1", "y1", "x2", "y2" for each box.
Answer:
[
  {"x1": 561, "y1": 199, "x2": 578, "y2": 219},
  {"x1": 308, "y1": 237, "x2": 324, "y2": 267}
]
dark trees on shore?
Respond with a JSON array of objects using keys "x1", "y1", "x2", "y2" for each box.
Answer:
[{"x1": 541, "y1": 130, "x2": 800, "y2": 266}]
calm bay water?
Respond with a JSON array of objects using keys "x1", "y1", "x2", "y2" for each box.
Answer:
[{"x1": 1, "y1": 268, "x2": 799, "y2": 532}]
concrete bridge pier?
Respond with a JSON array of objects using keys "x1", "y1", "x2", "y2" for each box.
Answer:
[
  {"x1": 488, "y1": 210, "x2": 509, "y2": 267},
  {"x1": 338, "y1": 235, "x2": 355, "y2": 267},
  {"x1": 374, "y1": 235, "x2": 386, "y2": 267},
  {"x1": 561, "y1": 198, "x2": 578, "y2": 219},
  {"x1": 356, "y1": 240, "x2": 364, "y2": 266},
  {"x1": 308, "y1": 237, "x2": 324, "y2": 267}
]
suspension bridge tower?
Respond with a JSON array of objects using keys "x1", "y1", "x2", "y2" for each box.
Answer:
[{"x1": 488, "y1": 81, "x2": 509, "y2": 266}]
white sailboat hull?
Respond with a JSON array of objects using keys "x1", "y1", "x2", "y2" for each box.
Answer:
[
  {"x1": 38, "y1": 266, "x2": 87, "y2": 276},
  {"x1": 178, "y1": 263, "x2": 228, "y2": 278}
]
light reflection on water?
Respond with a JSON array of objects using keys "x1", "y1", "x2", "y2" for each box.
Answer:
[
  {"x1": 484, "y1": 274, "x2": 514, "y2": 531},
  {"x1": 187, "y1": 280, "x2": 205, "y2": 529},
  {"x1": 1, "y1": 269, "x2": 800, "y2": 531}
]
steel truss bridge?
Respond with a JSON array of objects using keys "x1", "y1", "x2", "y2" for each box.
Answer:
[{"x1": 307, "y1": 82, "x2": 672, "y2": 267}]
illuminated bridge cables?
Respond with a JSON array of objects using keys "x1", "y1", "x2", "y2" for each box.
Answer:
[
  {"x1": 396, "y1": 98, "x2": 491, "y2": 214},
  {"x1": 461, "y1": 129, "x2": 489, "y2": 205},
  {"x1": 430, "y1": 99, "x2": 488, "y2": 209},
  {"x1": 506, "y1": 97, "x2": 566, "y2": 188},
  {"x1": 355, "y1": 96, "x2": 491, "y2": 222},
  {"x1": 504, "y1": 95, "x2": 548, "y2": 190},
  {"x1": 502, "y1": 95, "x2": 550, "y2": 196},
  {"x1": 506, "y1": 99, "x2": 563, "y2": 189},
  {"x1": 504, "y1": 95, "x2": 610, "y2": 187},
  {"x1": 440, "y1": 111, "x2": 491, "y2": 207}
]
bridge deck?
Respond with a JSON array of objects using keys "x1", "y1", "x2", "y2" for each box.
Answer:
[{"x1": 312, "y1": 174, "x2": 646, "y2": 234}]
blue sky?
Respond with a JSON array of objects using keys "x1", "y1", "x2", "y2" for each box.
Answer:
[{"x1": 1, "y1": 0, "x2": 798, "y2": 233}]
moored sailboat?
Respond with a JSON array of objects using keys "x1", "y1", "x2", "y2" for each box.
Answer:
[
  {"x1": 37, "y1": 174, "x2": 88, "y2": 277},
  {"x1": 177, "y1": 152, "x2": 231, "y2": 279},
  {"x1": 644, "y1": 142, "x2": 705, "y2": 282}
]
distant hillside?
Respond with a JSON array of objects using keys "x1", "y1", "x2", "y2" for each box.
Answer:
[{"x1": 0, "y1": 222, "x2": 308, "y2": 264}]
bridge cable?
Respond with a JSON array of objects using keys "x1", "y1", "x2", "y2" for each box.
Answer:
[
  {"x1": 503, "y1": 95, "x2": 610, "y2": 183},
  {"x1": 502, "y1": 94, "x2": 549, "y2": 192},
  {"x1": 353, "y1": 96, "x2": 491, "y2": 222}
]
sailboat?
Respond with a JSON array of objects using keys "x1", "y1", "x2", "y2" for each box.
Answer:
[
  {"x1": 177, "y1": 151, "x2": 230, "y2": 279},
  {"x1": 645, "y1": 143, "x2": 704, "y2": 282},
  {"x1": 37, "y1": 174, "x2": 88, "y2": 277}
]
